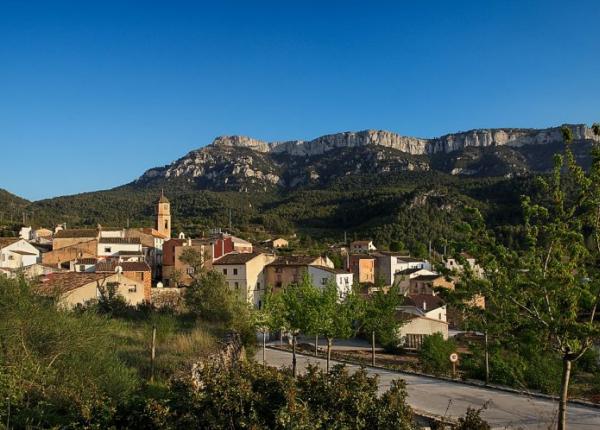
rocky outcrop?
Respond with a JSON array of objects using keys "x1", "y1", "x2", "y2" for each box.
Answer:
[
  {"x1": 207, "y1": 124, "x2": 598, "y2": 157},
  {"x1": 136, "y1": 123, "x2": 599, "y2": 188},
  {"x1": 191, "y1": 333, "x2": 245, "y2": 388}
]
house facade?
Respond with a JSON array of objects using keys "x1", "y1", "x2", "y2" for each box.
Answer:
[
  {"x1": 212, "y1": 252, "x2": 277, "y2": 308},
  {"x1": 374, "y1": 252, "x2": 432, "y2": 286},
  {"x1": 0, "y1": 238, "x2": 40, "y2": 270},
  {"x1": 37, "y1": 272, "x2": 146, "y2": 308},
  {"x1": 346, "y1": 254, "x2": 376, "y2": 284},
  {"x1": 264, "y1": 255, "x2": 334, "y2": 289},
  {"x1": 307, "y1": 265, "x2": 353, "y2": 297},
  {"x1": 350, "y1": 240, "x2": 376, "y2": 253}
]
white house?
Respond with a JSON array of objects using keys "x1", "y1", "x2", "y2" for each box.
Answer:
[
  {"x1": 444, "y1": 253, "x2": 484, "y2": 278},
  {"x1": 97, "y1": 237, "x2": 143, "y2": 259},
  {"x1": 0, "y1": 238, "x2": 40, "y2": 271},
  {"x1": 308, "y1": 265, "x2": 354, "y2": 298},
  {"x1": 350, "y1": 240, "x2": 376, "y2": 253},
  {"x1": 374, "y1": 252, "x2": 432, "y2": 286}
]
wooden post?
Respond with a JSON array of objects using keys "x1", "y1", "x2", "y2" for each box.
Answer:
[
  {"x1": 150, "y1": 325, "x2": 156, "y2": 382},
  {"x1": 292, "y1": 334, "x2": 297, "y2": 378},
  {"x1": 484, "y1": 331, "x2": 490, "y2": 385},
  {"x1": 262, "y1": 331, "x2": 266, "y2": 365},
  {"x1": 371, "y1": 330, "x2": 376, "y2": 366},
  {"x1": 315, "y1": 334, "x2": 318, "y2": 356},
  {"x1": 326, "y1": 338, "x2": 332, "y2": 373}
]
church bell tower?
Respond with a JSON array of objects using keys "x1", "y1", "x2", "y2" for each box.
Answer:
[{"x1": 156, "y1": 190, "x2": 171, "y2": 238}]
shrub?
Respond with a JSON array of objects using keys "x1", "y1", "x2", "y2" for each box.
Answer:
[{"x1": 420, "y1": 333, "x2": 457, "y2": 376}]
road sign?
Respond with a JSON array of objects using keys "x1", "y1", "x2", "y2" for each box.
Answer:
[{"x1": 449, "y1": 353, "x2": 459, "y2": 363}]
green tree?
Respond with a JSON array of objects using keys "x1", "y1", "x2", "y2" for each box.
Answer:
[
  {"x1": 359, "y1": 284, "x2": 404, "y2": 364},
  {"x1": 315, "y1": 282, "x2": 358, "y2": 372},
  {"x1": 453, "y1": 125, "x2": 600, "y2": 429},
  {"x1": 264, "y1": 273, "x2": 320, "y2": 377}
]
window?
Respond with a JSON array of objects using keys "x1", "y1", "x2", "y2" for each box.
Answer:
[
  {"x1": 256, "y1": 282, "x2": 261, "y2": 289},
  {"x1": 321, "y1": 278, "x2": 327, "y2": 285},
  {"x1": 233, "y1": 268, "x2": 238, "y2": 275},
  {"x1": 439, "y1": 313, "x2": 442, "y2": 320},
  {"x1": 128, "y1": 285, "x2": 137, "y2": 293},
  {"x1": 223, "y1": 268, "x2": 227, "y2": 275},
  {"x1": 187, "y1": 267, "x2": 195, "y2": 275},
  {"x1": 234, "y1": 282, "x2": 239, "y2": 289},
  {"x1": 258, "y1": 300, "x2": 262, "y2": 309},
  {"x1": 104, "y1": 247, "x2": 111, "y2": 253},
  {"x1": 275, "y1": 282, "x2": 282, "y2": 288}
]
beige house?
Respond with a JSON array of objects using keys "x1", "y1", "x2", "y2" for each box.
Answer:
[
  {"x1": 269, "y1": 238, "x2": 289, "y2": 248},
  {"x1": 37, "y1": 272, "x2": 146, "y2": 308},
  {"x1": 264, "y1": 255, "x2": 334, "y2": 290},
  {"x1": 213, "y1": 252, "x2": 276, "y2": 308},
  {"x1": 408, "y1": 274, "x2": 455, "y2": 295}
]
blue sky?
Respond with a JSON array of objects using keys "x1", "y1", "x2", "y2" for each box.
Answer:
[{"x1": 1, "y1": 1, "x2": 599, "y2": 200}]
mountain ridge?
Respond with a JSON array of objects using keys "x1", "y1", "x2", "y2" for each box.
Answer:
[{"x1": 136, "y1": 123, "x2": 599, "y2": 190}]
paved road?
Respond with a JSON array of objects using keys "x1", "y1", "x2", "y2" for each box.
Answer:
[{"x1": 257, "y1": 348, "x2": 600, "y2": 429}]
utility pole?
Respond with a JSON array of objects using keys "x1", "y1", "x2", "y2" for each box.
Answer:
[
  {"x1": 484, "y1": 330, "x2": 490, "y2": 385},
  {"x1": 371, "y1": 331, "x2": 376, "y2": 366}
]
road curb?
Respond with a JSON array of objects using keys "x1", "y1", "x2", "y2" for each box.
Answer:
[{"x1": 265, "y1": 345, "x2": 600, "y2": 410}]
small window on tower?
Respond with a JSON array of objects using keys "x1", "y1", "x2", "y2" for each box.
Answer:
[{"x1": 165, "y1": 220, "x2": 168, "y2": 229}]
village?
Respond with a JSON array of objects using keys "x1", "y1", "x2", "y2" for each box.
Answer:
[{"x1": 0, "y1": 192, "x2": 486, "y2": 349}]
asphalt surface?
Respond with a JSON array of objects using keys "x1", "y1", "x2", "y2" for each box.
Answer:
[{"x1": 257, "y1": 347, "x2": 600, "y2": 429}]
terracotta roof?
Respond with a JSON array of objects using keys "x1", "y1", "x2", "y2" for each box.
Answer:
[
  {"x1": 99, "y1": 237, "x2": 141, "y2": 244},
  {"x1": 118, "y1": 250, "x2": 143, "y2": 255},
  {"x1": 311, "y1": 265, "x2": 351, "y2": 275},
  {"x1": 213, "y1": 252, "x2": 262, "y2": 265},
  {"x1": 404, "y1": 294, "x2": 445, "y2": 312},
  {"x1": 267, "y1": 255, "x2": 320, "y2": 267},
  {"x1": 96, "y1": 261, "x2": 150, "y2": 272},
  {"x1": 37, "y1": 272, "x2": 110, "y2": 294},
  {"x1": 76, "y1": 258, "x2": 97, "y2": 265},
  {"x1": 350, "y1": 253, "x2": 376, "y2": 259},
  {"x1": 351, "y1": 240, "x2": 373, "y2": 246},
  {"x1": 54, "y1": 229, "x2": 98, "y2": 239},
  {"x1": 136, "y1": 228, "x2": 168, "y2": 239},
  {"x1": 0, "y1": 237, "x2": 22, "y2": 248},
  {"x1": 412, "y1": 274, "x2": 443, "y2": 282}
]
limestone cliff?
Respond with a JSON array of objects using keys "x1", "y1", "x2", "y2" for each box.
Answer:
[{"x1": 136, "y1": 123, "x2": 599, "y2": 190}]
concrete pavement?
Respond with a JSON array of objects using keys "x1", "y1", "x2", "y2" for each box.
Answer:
[{"x1": 257, "y1": 347, "x2": 600, "y2": 429}]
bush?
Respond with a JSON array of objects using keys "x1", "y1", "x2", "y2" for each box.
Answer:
[
  {"x1": 117, "y1": 362, "x2": 414, "y2": 429},
  {"x1": 419, "y1": 333, "x2": 457, "y2": 376}
]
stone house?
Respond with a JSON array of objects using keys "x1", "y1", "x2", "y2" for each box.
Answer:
[
  {"x1": 42, "y1": 239, "x2": 98, "y2": 267},
  {"x1": 52, "y1": 229, "x2": 98, "y2": 250},
  {"x1": 96, "y1": 260, "x2": 152, "y2": 302},
  {"x1": 408, "y1": 274, "x2": 455, "y2": 295}
]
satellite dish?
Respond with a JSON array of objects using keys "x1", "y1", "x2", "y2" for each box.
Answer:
[{"x1": 157, "y1": 282, "x2": 164, "y2": 289}]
